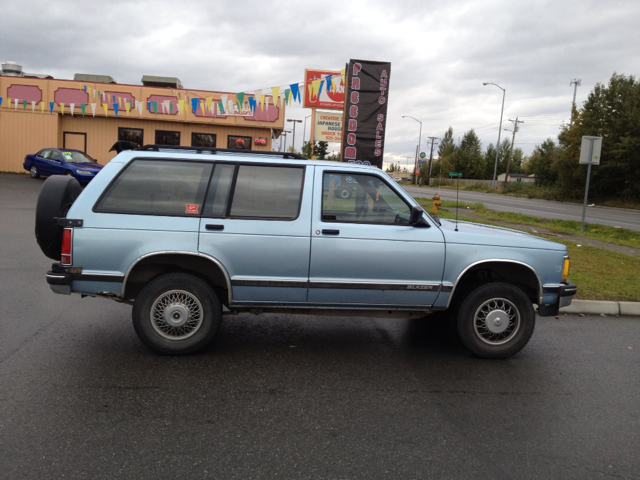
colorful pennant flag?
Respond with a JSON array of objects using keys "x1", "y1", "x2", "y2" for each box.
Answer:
[
  {"x1": 200, "y1": 100, "x2": 205, "y2": 116},
  {"x1": 102, "y1": 104, "x2": 108, "y2": 116},
  {"x1": 290, "y1": 83, "x2": 300, "y2": 103},
  {"x1": 191, "y1": 97, "x2": 199, "y2": 114},
  {"x1": 125, "y1": 102, "x2": 130, "y2": 116},
  {"x1": 60, "y1": 103, "x2": 65, "y2": 115},
  {"x1": 23, "y1": 100, "x2": 27, "y2": 110},
  {"x1": 113, "y1": 103, "x2": 119, "y2": 116},
  {"x1": 81, "y1": 104, "x2": 86, "y2": 116},
  {"x1": 0, "y1": 97, "x2": 3, "y2": 108},
  {"x1": 271, "y1": 87, "x2": 280, "y2": 106},
  {"x1": 91, "y1": 103, "x2": 96, "y2": 117},
  {"x1": 14, "y1": 98, "x2": 19, "y2": 109},
  {"x1": 41, "y1": 102, "x2": 45, "y2": 113},
  {"x1": 31, "y1": 101, "x2": 36, "y2": 112},
  {"x1": 152, "y1": 101, "x2": 158, "y2": 115},
  {"x1": 70, "y1": 103, "x2": 75, "y2": 116},
  {"x1": 178, "y1": 99, "x2": 184, "y2": 115},
  {"x1": 49, "y1": 102, "x2": 54, "y2": 114}
]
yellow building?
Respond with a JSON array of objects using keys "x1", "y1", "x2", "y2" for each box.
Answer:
[{"x1": 0, "y1": 63, "x2": 285, "y2": 172}]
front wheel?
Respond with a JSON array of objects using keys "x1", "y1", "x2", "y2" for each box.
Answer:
[
  {"x1": 132, "y1": 273, "x2": 222, "y2": 355},
  {"x1": 456, "y1": 282, "x2": 535, "y2": 359}
]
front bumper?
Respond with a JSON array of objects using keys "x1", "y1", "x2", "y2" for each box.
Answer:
[{"x1": 538, "y1": 282, "x2": 578, "y2": 316}]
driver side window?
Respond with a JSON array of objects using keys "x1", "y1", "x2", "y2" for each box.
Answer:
[{"x1": 321, "y1": 173, "x2": 412, "y2": 225}]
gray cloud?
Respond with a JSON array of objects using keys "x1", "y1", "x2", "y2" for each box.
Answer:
[{"x1": 2, "y1": 0, "x2": 638, "y2": 164}]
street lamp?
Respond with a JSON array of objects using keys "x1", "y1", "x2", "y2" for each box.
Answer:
[
  {"x1": 287, "y1": 119, "x2": 302, "y2": 152},
  {"x1": 279, "y1": 130, "x2": 292, "y2": 152},
  {"x1": 402, "y1": 116, "x2": 422, "y2": 185},
  {"x1": 483, "y1": 82, "x2": 505, "y2": 189},
  {"x1": 302, "y1": 114, "x2": 311, "y2": 149}
]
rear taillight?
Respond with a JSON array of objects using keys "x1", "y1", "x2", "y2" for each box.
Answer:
[{"x1": 61, "y1": 228, "x2": 73, "y2": 265}]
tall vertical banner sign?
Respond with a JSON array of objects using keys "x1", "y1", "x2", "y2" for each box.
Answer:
[{"x1": 341, "y1": 60, "x2": 391, "y2": 169}]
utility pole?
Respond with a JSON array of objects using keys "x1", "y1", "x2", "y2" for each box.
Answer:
[
  {"x1": 503, "y1": 117, "x2": 524, "y2": 189},
  {"x1": 426, "y1": 136, "x2": 440, "y2": 180},
  {"x1": 570, "y1": 79, "x2": 581, "y2": 126}
]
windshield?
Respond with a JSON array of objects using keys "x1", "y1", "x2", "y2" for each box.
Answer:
[{"x1": 61, "y1": 150, "x2": 97, "y2": 164}]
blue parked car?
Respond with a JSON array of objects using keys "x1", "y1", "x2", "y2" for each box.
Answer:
[{"x1": 23, "y1": 148, "x2": 103, "y2": 183}]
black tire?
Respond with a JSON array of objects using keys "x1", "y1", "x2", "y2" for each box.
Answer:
[
  {"x1": 29, "y1": 165, "x2": 40, "y2": 178},
  {"x1": 455, "y1": 282, "x2": 535, "y2": 359},
  {"x1": 35, "y1": 175, "x2": 82, "y2": 260},
  {"x1": 132, "y1": 273, "x2": 222, "y2": 355}
]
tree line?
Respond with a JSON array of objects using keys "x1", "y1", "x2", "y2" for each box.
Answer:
[{"x1": 431, "y1": 73, "x2": 640, "y2": 202}]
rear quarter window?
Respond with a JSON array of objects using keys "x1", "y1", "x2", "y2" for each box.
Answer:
[{"x1": 94, "y1": 159, "x2": 212, "y2": 216}]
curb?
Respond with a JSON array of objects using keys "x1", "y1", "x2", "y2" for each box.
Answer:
[{"x1": 559, "y1": 300, "x2": 640, "y2": 316}]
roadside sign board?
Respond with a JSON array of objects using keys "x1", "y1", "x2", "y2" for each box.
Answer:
[
  {"x1": 579, "y1": 136, "x2": 603, "y2": 165},
  {"x1": 420, "y1": 152, "x2": 426, "y2": 158},
  {"x1": 449, "y1": 172, "x2": 462, "y2": 177}
]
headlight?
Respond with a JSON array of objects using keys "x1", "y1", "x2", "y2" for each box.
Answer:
[
  {"x1": 562, "y1": 255, "x2": 570, "y2": 280},
  {"x1": 76, "y1": 170, "x2": 93, "y2": 175}
]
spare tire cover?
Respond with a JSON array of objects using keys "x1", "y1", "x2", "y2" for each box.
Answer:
[{"x1": 35, "y1": 176, "x2": 83, "y2": 260}]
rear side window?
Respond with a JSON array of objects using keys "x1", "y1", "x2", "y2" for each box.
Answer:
[
  {"x1": 95, "y1": 160, "x2": 212, "y2": 216},
  {"x1": 203, "y1": 164, "x2": 304, "y2": 220}
]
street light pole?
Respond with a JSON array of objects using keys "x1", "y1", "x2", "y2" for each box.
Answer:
[
  {"x1": 287, "y1": 119, "x2": 302, "y2": 153},
  {"x1": 483, "y1": 83, "x2": 505, "y2": 189},
  {"x1": 302, "y1": 114, "x2": 311, "y2": 151},
  {"x1": 402, "y1": 116, "x2": 422, "y2": 185}
]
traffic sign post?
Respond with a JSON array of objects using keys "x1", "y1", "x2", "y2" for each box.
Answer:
[
  {"x1": 420, "y1": 152, "x2": 426, "y2": 159},
  {"x1": 580, "y1": 136, "x2": 603, "y2": 231}
]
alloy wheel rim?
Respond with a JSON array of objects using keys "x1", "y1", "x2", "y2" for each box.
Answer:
[
  {"x1": 473, "y1": 298, "x2": 520, "y2": 345},
  {"x1": 150, "y1": 290, "x2": 204, "y2": 340}
]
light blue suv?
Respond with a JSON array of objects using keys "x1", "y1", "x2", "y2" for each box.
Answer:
[{"x1": 36, "y1": 146, "x2": 576, "y2": 357}]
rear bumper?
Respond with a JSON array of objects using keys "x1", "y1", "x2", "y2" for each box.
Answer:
[
  {"x1": 538, "y1": 282, "x2": 578, "y2": 316},
  {"x1": 46, "y1": 270, "x2": 72, "y2": 294}
]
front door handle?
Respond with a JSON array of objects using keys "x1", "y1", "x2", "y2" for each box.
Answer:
[
  {"x1": 205, "y1": 224, "x2": 224, "y2": 231},
  {"x1": 322, "y1": 229, "x2": 339, "y2": 235}
]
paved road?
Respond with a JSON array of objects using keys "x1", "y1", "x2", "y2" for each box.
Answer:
[
  {"x1": 1, "y1": 173, "x2": 639, "y2": 479},
  {"x1": 402, "y1": 184, "x2": 640, "y2": 232}
]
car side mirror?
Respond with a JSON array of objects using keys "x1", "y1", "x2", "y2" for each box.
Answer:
[{"x1": 410, "y1": 205, "x2": 430, "y2": 228}]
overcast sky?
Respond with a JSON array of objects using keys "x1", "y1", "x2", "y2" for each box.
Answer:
[{"x1": 2, "y1": 0, "x2": 639, "y2": 170}]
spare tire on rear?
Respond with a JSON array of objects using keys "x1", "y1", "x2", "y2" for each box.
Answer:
[{"x1": 35, "y1": 175, "x2": 82, "y2": 260}]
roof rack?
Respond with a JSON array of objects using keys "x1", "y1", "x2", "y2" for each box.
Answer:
[{"x1": 136, "y1": 145, "x2": 306, "y2": 160}]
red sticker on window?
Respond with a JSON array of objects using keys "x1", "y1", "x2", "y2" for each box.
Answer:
[{"x1": 185, "y1": 204, "x2": 199, "y2": 214}]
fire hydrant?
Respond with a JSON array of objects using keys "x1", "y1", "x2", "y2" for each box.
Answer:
[{"x1": 432, "y1": 193, "x2": 442, "y2": 216}]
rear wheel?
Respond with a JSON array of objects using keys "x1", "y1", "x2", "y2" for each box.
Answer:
[
  {"x1": 30, "y1": 165, "x2": 40, "y2": 178},
  {"x1": 132, "y1": 273, "x2": 222, "y2": 355},
  {"x1": 456, "y1": 282, "x2": 535, "y2": 359}
]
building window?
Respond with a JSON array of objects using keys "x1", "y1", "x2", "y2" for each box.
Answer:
[
  {"x1": 118, "y1": 128, "x2": 144, "y2": 147},
  {"x1": 227, "y1": 135, "x2": 252, "y2": 150},
  {"x1": 155, "y1": 130, "x2": 180, "y2": 146},
  {"x1": 192, "y1": 133, "x2": 217, "y2": 147}
]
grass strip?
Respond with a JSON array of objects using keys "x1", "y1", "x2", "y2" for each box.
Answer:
[{"x1": 413, "y1": 198, "x2": 640, "y2": 302}]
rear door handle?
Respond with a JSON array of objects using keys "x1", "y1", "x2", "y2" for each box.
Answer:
[
  {"x1": 205, "y1": 224, "x2": 224, "y2": 231},
  {"x1": 322, "y1": 229, "x2": 339, "y2": 235}
]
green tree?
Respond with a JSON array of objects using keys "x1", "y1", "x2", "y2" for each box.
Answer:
[
  {"x1": 316, "y1": 141, "x2": 329, "y2": 159},
  {"x1": 526, "y1": 139, "x2": 559, "y2": 186},
  {"x1": 456, "y1": 129, "x2": 484, "y2": 179},
  {"x1": 301, "y1": 141, "x2": 313, "y2": 159},
  {"x1": 437, "y1": 127, "x2": 457, "y2": 176},
  {"x1": 325, "y1": 152, "x2": 341, "y2": 162},
  {"x1": 559, "y1": 73, "x2": 640, "y2": 200}
]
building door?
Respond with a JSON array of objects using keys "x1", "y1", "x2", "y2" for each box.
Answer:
[{"x1": 63, "y1": 132, "x2": 87, "y2": 152}]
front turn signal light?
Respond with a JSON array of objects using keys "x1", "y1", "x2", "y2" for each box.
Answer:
[{"x1": 562, "y1": 255, "x2": 570, "y2": 280}]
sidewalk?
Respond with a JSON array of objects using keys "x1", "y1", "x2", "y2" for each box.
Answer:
[{"x1": 560, "y1": 300, "x2": 640, "y2": 316}]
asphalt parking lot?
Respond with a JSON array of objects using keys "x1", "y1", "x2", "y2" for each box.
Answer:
[{"x1": 1, "y1": 172, "x2": 639, "y2": 479}]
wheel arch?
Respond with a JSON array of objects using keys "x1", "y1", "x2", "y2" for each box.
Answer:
[
  {"x1": 447, "y1": 260, "x2": 542, "y2": 309},
  {"x1": 123, "y1": 252, "x2": 231, "y2": 305}
]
